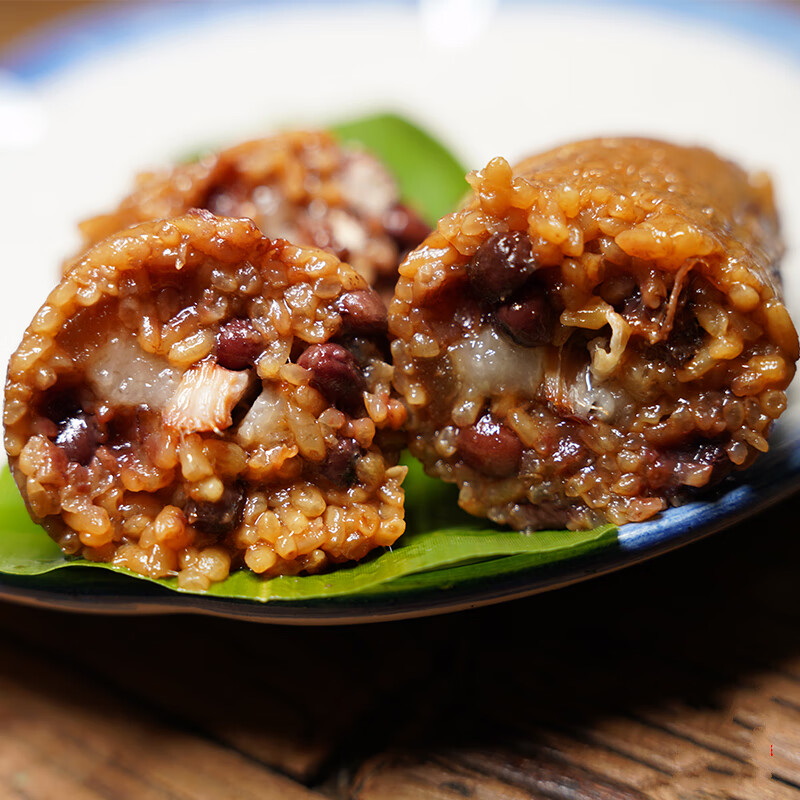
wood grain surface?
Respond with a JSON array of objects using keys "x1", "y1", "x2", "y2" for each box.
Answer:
[
  {"x1": 0, "y1": 492, "x2": 798, "y2": 799},
  {"x1": 1, "y1": 2, "x2": 800, "y2": 798}
]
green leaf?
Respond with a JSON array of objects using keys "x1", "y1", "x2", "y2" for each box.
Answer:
[
  {"x1": 0, "y1": 463, "x2": 616, "y2": 601},
  {"x1": 178, "y1": 113, "x2": 468, "y2": 225},
  {"x1": 331, "y1": 112, "x2": 468, "y2": 224},
  {"x1": 0, "y1": 470, "x2": 67, "y2": 573},
  {"x1": 0, "y1": 113, "x2": 618, "y2": 603}
]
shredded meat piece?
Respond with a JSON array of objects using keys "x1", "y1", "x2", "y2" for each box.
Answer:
[{"x1": 163, "y1": 361, "x2": 251, "y2": 434}]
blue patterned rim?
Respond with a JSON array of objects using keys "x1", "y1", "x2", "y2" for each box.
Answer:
[
  {"x1": 1, "y1": 0, "x2": 799, "y2": 620},
  {"x1": 3, "y1": 0, "x2": 800, "y2": 82}
]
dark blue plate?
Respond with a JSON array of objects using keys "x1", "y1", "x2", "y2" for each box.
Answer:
[{"x1": 1, "y1": 0, "x2": 799, "y2": 622}]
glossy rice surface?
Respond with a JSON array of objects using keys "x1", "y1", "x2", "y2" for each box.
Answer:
[
  {"x1": 78, "y1": 130, "x2": 430, "y2": 299},
  {"x1": 6, "y1": 212, "x2": 407, "y2": 588},
  {"x1": 389, "y1": 138, "x2": 799, "y2": 529}
]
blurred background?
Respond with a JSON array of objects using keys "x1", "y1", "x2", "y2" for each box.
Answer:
[
  {"x1": 1, "y1": 2, "x2": 800, "y2": 798},
  {"x1": 3, "y1": 0, "x2": 800, "y2": 371}
]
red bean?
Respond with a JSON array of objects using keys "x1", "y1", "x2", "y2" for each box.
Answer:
[
  {"x1": 318, "y1": 437, "x2": 361, "y2": 487},
  {"x1": 467, "y1": 231, "x2": 539, "y2": 304},
  {"x1": 672, "y1": 441, "x2": 731, "y2": 487},
  {"x1": 646, "y1": 311, "x2": 704, "y2": 368},
  {"x1": 337, "y1": 290, "x2": 388, "y2": 336},
  {"x1": 494, "y1": 280, "x2": 552, "y2": 347},
  {"x1": 297, "y1": 343, "x2": 365, "y2": 411},
  {"x1": 457, "y1": 413, "x2": 523, "y2": 477},
  {"x1": 522, "y1": 500, "x2": 570, "y2": 530},
  {"x1": 55, "y1": 412, "x2": 101, "y2": 466},
  {"x1": 185, "y1": 483, "x2": 244, "y2": 536},
  {"x1": 383, "y1": 203, "x2": 431, "y2": 251},
  {"x1": 216, "y1": 318, "x2": 263, "y2": 370}
]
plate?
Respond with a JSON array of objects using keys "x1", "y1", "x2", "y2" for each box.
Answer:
[{"x1": 1, "y1": 0, "x2": 800, "y2": 623}]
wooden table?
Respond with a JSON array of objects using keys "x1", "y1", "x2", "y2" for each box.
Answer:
[
  {"x1": 0, "y1": 495, "x2": 799, "y2": 799},
  {"x1": 1, "y1": 3, "x2": 800, "y2": 798}
]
